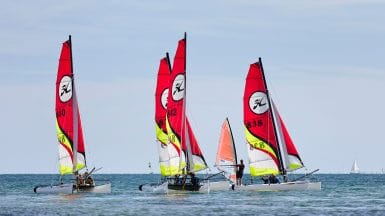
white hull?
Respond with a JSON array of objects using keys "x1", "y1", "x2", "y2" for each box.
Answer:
[
  {"x1": 34, "y1": 182, "x2": 111, "y2": 194},
  {"x1": 84, "y1": 183, "x2": 112, "y2": 193},
  {"x1": 139, "y1": 181, "x2": 232, "y2": 193},
  {"x1": 200, "y1": 181, "x2": 232, "y2": 192},
  {"x1": 34, "y1": 183, "x2": 74, "y2": 194},
  {"x1": 237, "y1": 181, "x2": 321, "y2": 191},
  {"x1": 139, "y1": 180, "x2": 320, "y2": 193}
]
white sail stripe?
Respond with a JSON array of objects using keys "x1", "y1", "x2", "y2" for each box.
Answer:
[
  {"x1": 248, "y1": 148, "x2": 279, "y2": 170},
  {"x1": 271, "y1": 99, "x2": 290, "y2": 171},
  {"x1": 271, "y1": 99, "x2": 304, "y2": 172},
  {"x1": 59, "y1": 144, "x2": 73, "y2": 170}
]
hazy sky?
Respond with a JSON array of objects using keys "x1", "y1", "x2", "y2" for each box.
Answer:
[{"x1": 1, "y1": 0, "x2": 385, "y2": 174}]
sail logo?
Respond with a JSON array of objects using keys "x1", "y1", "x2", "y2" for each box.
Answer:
[
  {"x1": 59, "y1": 76, "x2": 72, "y2": 103},
  {"x1": 161, "y1": 89, "x2": 169, "y2": 109},
  {"x1": 172, "y1": 74, "x2": 185, "y2": 101},
  {"x1": 249, "y1": 92, "x2": 269, "y2": 114}
]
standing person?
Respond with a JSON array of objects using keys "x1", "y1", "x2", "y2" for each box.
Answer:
[{"x1": 236, "y1": 159, "x2": 245, "y2": 186}]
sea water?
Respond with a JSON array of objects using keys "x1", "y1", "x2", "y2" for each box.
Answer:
[{"x1": 1, "y1": 174, "x2": 385, "y2": 215}]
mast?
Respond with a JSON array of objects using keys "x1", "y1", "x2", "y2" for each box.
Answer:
[
  {"x1": 182, "y1": 32, "x2": 193, "y2": 173},
  {"x1": 69, "y1": 35, "x2": 79, "y2": 174},
  {"x1": 166, "y1": 52, "x2": 172, "y2": 73},
  {"x1": 259, "y1": 57, "x2": 287, "y2": 181}
]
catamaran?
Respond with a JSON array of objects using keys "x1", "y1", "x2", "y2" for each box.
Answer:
[
  {"x1": 140, "y1": 33, "x2": 210, "y2": 192},
  {"x1": 34, "y1": 36, "x2": 111, "y2": 194},
  {"x1": 239, "y1": 58, "x2": 321, "y2": 191}
]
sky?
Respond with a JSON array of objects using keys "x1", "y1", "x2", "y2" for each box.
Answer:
[{"x1": 1, "y1": 0, "x2": 385, "y2": 174}]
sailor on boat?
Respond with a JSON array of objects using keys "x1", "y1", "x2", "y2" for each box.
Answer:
[
  {"x1": 75, "y1": 171, "x2": 83, "y2": 188},
  {"x1": 189, "y1": 172, "x2": 199, "y2": 188},
  {"x1": 75, "y1": 170, "x2": 95, "y2": 189},
  {"x1": 236, "y1": 159, "x2": 245, "y2": 185},
  {"x1": 83, "y1": 172, "x2": 95, "y2": 186}
]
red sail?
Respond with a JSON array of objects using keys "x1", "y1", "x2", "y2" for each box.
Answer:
[
  {"x1": 185, "y1": 118, "x2": 205, "y2": 161},
  {"x1": 243, "y1": 62, "x2": 281, "y2": 171},
  {"x1": 166, "y1": 37, "x2": 186, "y2": 155},
  {"x1": 276, "y1": 110, "x2": 303, "y2": 166},
  {"x1": 56, "y1": 39, "x2": 85, "y2": 174},
  {"x1": 166, "y1": 34, "x2": 207, "y2": 172},
  {"x1": 155, "y1": 57, "x2": 171, "y2": 145}
]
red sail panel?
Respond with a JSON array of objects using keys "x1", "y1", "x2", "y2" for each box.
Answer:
[
  {"x1": 76, "y1": 111, "x2": 85, "y2": 155},
  {"x1": 56, "y1": 39, "x2": 85, "y2": 174},
  {"x1": 185, "y1": 118, "x2": 205, "y2": 161},
  {"x1": 277, "y1": 111, "x2": 303, "y2": 166},
  {"x1": 155, "y1": 57, "x2": 171, "y2": 145},
  {"x1": 156, "y1": 56, "x2": 179, "y2": 176},
  {"x1": 166, "y1": 37, "x2": 186, "y2": 155},
  {"x1": 243, "y1": 62, "x2": 281, "y2": 171}
]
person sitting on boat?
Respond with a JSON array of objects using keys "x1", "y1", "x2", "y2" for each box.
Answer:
[
  {"x1": 236, "y1": 159, "x2": 245, "y2": 185},
  {"x1": 75, "y1": 171, "x2": 84, "y2": 187},
  {"x1": 173, "y1": 174, "x2": 181, "y2": 185},
  {"x1": 74, "y1": 171, "x2": 84, "y2": 185},
  {"x1": 84, "y1": 172, "x2": 95, "y2": 186},
  {"x1": 189, "y1": 172, "x2": 200, "y2": 191},
  {"x1": 269, "y1": 174, "x2": 280, "y2": 184},
  {"x1": 189, "y1": 172, "x2": 199, "y2": 186},
  {"x1": 261, "y1": 175, "x2": 269, "y2": 184}
]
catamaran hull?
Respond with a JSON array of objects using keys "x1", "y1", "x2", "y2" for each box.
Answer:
[
  {"x1": 34, "y1": 183, "x2": 73, "y2": 194},
  {"x1": 79, "y1": 183, "x2": 112, "y2": 193},
  {"x1": 34, "y1": 183, "x2": 111, "y2": 194},
  {"x1": 139, "y1": 182, "x2": 203, "y2": 193},
  {"x1": 200, "y1": 181, "x2": 233, "y2": 192},
  {"x1": 139, "y1": 181, "x2": 233, "y2": 193},
  {"x1": 237, "y1": 181, "x2": 321, "y2": 191}
]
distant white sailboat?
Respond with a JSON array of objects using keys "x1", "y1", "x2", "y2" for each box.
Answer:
[{"x1": 350, "y1": 160, "x2": 360, "y2": 174}]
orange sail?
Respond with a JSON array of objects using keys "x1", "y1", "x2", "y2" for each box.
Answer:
[{"x1": 215, "y1": 118, "x2": 237, "y2": 183}]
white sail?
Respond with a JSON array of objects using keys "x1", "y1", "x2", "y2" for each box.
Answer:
[
  {"x1": 350, "y1": 160, "x2": 360, "y2": 174},
  {"x1": 272, "y1": 100, "x2": 304, "y2": 172}
]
